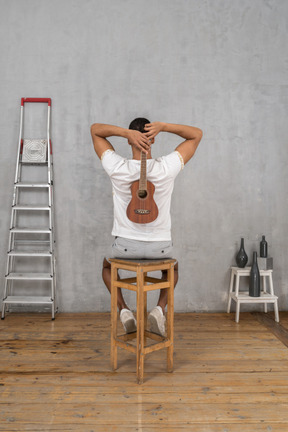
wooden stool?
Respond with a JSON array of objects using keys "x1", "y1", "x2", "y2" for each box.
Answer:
[
  {"x1": 110, "y1": 258, "x2": 176, "y2": 384},
  {"x1": 227, "y1": 266, "x2": 279, "y2": 323}
]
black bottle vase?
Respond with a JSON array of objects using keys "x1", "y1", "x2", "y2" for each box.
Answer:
[
  {"x1": 260, "y1": 235, "x2": 268, "y2": 258},
  {"x1": 249, "y1": 251, "x2": 260, "y2": 297},
  {"x1": 236, "y1": 238, "x2": 248, "y2": 268}
]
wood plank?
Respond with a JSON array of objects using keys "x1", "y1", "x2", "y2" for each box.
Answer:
[
  {"x1": 2, "y1": 384, "x2": 288, "y2": 404},
  {"x1": 1, "y1": 402, "x2": 288, "y2": 425},
  {"x1": 2, "y1": 370, "x2": 288, "y2": 386},
  {"x1": 1, "y1": 426, "x2": 288, "y2": 432}
]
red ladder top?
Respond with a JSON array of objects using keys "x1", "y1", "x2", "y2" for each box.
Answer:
[{"x1": 21, "y1": 98, "x2": 51, "y2": 106}]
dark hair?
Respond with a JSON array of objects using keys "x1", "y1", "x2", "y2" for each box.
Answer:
[{"x1": 129, "y1": 117, "x2": 150, "y2": 133}]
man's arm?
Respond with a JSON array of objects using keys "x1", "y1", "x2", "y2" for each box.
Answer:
[
  {"x1": 90, "y1": 123, "x2": 151, "y2": 159},
  {"x1": 144, "y1": 122, "x2": 202, "y2": 165}
]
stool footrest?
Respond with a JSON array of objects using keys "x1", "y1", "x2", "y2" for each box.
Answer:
[
  {"x1": 117, "y1": 332, "x2": 137, "y2": 342},
  {"x1": 145, "y1": 276, "x2": 164, "y2": 283},
  {"x1": 116, "y1": 281, "x2": 137, "y2": 291},
  {"x1": 144, "y1": 281, "x2": 170, "y2": 291},
  {"x1": 115, "y1": 338, "x2": 137, "y2": 354},
  {"x1": 144, "y1": 330, "x2": 165, "y2": 342},
  {"x1": 231, "y1": 292, "x2": 278, "y2": 302},
  {"x1": 115, "y1": 280, "x2": 170, "y2": 292},
  {"x1": 116, "y1": 331, "x2": 166, "y2": 343},
  {"x1": 115, "y1": 277, "x2": 170, "y2": 292},
  {"x1": 118, "y1": 277, "x2": 137, "y2": 284},
  {"x1": 144, "y1": 340, "x2": 172, "y2": 355},
  {"x1": 115, "y1": 334, "x2": 171, "y2": 355}
]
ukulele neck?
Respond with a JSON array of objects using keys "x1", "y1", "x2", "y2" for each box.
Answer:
[{"x1": 139, "y1": 151, "x2": 147, "y2": 191}]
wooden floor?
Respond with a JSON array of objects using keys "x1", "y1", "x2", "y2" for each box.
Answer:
[{"x1": 1, "y1": 311, "x2": 288, "y2": 431}]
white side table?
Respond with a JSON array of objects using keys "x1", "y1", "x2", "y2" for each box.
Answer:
[{"x1": 227, "y1": 266, "x2": 279, "y2": 323}]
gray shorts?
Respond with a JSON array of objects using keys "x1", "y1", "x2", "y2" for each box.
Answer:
[{"x1": 110, "y1": 237, "x2": 173, "y2": 260}]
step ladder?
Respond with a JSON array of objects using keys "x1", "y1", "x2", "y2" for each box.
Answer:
[{"x1": 1, "y1": 98, "x2": 57, "y2": 320}]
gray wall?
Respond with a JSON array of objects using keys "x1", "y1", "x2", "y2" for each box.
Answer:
[{"x1": 0, "y1": 0, "x2": 287, "y2": 312}]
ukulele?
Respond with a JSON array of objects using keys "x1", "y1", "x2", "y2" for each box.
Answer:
[{"x1": 126, "y1": 151, "x2": 158, "y2": 224}]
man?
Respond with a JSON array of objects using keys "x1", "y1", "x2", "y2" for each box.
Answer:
[{"x1": 91, "y1": 119, "x2": 202, "y2": 335}]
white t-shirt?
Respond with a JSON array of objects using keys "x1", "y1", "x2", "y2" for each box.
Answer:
[{"x1": 101, "y1": 150, "x2": 183, "y2": 241}]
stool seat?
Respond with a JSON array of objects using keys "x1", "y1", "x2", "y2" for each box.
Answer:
[
  {"x1": 110, "y1": 258, "x2": 176, "y2": 264},
  {"x1": 227, "y1": 266, "x2": 279, "y2": 323},
  {"x1": 110, "y1": 258, "x2": 176, "y2": 384}
]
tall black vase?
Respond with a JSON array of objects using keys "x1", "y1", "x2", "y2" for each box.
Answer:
[
  {"x1": 249, "y1": 251, "x2": 260, "y2": 297},
  {"x1": 236, "y1": 238, "x2": 248, "y2": 268}
]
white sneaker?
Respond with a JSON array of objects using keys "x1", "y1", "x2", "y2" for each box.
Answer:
[
  {"x1": 148, "y1": 306, "x2": 166, "y2": 337},
  {"x1": 120, "y1": 308, "x2": 137, "y2": 333}
]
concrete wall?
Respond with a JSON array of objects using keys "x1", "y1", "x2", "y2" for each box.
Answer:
[{"x1": 0, "y1": 0, "x2": 287, "y2": 312}]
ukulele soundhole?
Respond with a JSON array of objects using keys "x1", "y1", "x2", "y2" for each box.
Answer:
[
  {"x1": 135, "y1": 209, "x2": 150, "y2": 215},
  {"x1": 138, "y1": 189, "x2": 148, "y2": 199}
]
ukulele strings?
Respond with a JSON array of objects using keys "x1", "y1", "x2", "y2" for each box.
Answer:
[{"x1": 141, "y1": 151, "x2": 146, "y2": 212}]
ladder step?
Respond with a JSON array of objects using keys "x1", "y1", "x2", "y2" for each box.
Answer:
[
  {"x1": 12, "y1": 205, "x2": 50, "y2": 211},
  {"x1": 15, "y1": 182, "x2": 50, "y2": 188},
  {"x1": 10, "y1": 227, "x2": 51, "y2": 234},
  {"x1": 20, "y1": 161, "x2": 48, "y2": 166},
  {"x1": 14, "y1": 241, "x2": 51, "y2": 246},
  {"x1": 3, "y1": 296, "x2": 53, "y2": 305},
  {"x1": 8, "y1": 250, "x2": 52, "y2": 257},
  {"x1": 6, "y1": 273, "x2": 53, "y2": 280}
]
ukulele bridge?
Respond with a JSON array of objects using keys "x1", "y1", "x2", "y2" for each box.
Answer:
[{"x1": 134, "y1": 209, "x2": 151, "y2": 215}]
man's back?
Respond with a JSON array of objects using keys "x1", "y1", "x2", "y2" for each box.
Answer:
[{"x1": 101, "y1": 149, "x2": 184, "y2": 241}]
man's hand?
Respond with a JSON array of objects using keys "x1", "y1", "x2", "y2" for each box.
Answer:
[
  {"x1": 91, "y1": 123, "x2": 152, "y2": 158},
  {"x1": 145, "y1": 121, "x2": 202, "y2": 165},
  {"x1": 127, "y1": 129, "x2": 151, "y2": 153},
  {"x1": 144, "y1": 122, "x2": 165, "y2": 140}
]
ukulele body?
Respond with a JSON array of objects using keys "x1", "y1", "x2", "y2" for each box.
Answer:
[{"x1": 126, "y1": 180, "x2": 158, "y2": 224}]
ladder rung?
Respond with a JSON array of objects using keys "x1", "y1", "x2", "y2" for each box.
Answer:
[
  {"x1": 10, "y1": 227, "x2": 51, "y2": 233},
  {"x1": 6, "y1": 273, "x2": 53, "y2": 280},
  {"x1": 15, "y1": 182, "x2": 50, "y2": 188},
  {"x1": 14, "y1": 241, "x2": 51, "y2": 246},
  {"x1": 12, "y1": 205, "x2": 50, "y2": 211},
  {"x1": 20, "y1": 161, "x2": 48, "y2": 166},
  {"x1": 8, "y1": 250, "x2": 52, "y2": 257},
  {"x1": 3, "y1": 296, "x2": 53, "y2": 305}
]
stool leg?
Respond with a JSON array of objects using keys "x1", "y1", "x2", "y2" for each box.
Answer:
[
  {"x1": 144, "y1": 290, "x2": 148, "y2": 344},
  {"x1": 111, "y1": 263, "x2": 118, "y2": 371},
  {"x1": 263, "y1": 276, "x2": 267, "y2": 313},
  {"x1": 235, "y1": 273, "x2": 240, "y2": 296},
  {"x1": 144, "y1": 289, "x2": 148, "y2": 329},
  {"x1": 274, "y1": 300, "x2": 280, "y2": 323},
  {"x1": 136, "y1": 268, "x2": 145, "y2": 384},
  {"x1": 269, "y1": 273, "x2": 275, "y2": 295},
  {"x1": 263, "y1": 275, "x2": 267, "y2": 293},
  {"x1": 269, "y1": 273, "x2": 279, "y2": 322},
  {"x1": 234, "y1": 274, "x2": 241, "y2": 323},
  {"x1": 167, "y1": 263, "x2": 174, "y2": 373},
  {"x1": 235, "y1": 301, "x2": 240, "y2": 323},
  {"x1": 227, "y1": 270, "x2": 234, "y2": 313}
]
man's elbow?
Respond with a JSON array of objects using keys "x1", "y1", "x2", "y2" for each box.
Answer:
[
  {"x1": 195, "y1": 128, "x2": 203, "y2": 145},
  {"x1": 90, "y1": 123, "x2": 99, "y2": 137},
  {"x1": 197, "y1": 128, "x2": 203, "y2": 140}
]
